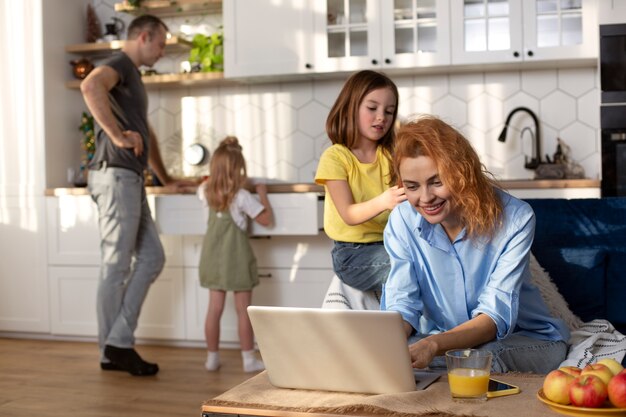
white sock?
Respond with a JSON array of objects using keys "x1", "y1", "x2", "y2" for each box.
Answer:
[
  {"x1": 204, "y1": 351, "x2": 220, "y2": 371},
  {"x1": 241, "y1": 349, "x2": 264, "y2": 373}
]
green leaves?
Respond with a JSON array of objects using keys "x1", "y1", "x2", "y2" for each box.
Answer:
[{"x1": 189, "y1": 30, "x2": 223, "y2": 72}]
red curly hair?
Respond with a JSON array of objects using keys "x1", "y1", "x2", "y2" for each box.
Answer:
[{"x1": 393, "y1": 115, "x2": 503, "y2": 240}]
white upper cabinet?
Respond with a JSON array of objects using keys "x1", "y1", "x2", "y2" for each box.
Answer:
[
  {"x1": 598, "y1": 0, "x2": 626, "y2": 24},
  {"x1": 450, "y1": 0, "x2": 598, "y2": 65},
  {"x1": 313, "y1": 0, "x2": 450, "y2": 72},
  {"x1": 223, "y1": 0, "x2": 316, "y2": 78}
]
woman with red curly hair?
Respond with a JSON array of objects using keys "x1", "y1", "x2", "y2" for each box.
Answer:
[{"x1": 381, "y1": 115, "x2": 569, "y2": 373}]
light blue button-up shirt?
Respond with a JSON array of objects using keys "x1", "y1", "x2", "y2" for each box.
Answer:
[{"x1": 381, "y1": 190, "x2": 569, "y2": 342}]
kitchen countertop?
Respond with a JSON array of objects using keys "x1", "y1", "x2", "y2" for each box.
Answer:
[
  {"x1": 44, "y1": 183, "x2": 325, "y2": 196},
  {"x1": 44, "y1": 178, "x2": 600, "y2": 197}
]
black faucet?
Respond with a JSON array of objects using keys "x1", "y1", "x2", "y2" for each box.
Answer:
[{"x1": 497, "y1": 107, "x2": 542, "y2": 170}]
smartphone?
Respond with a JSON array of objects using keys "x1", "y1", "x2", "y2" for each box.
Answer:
[{"x1": 486, "y1": 378, "x2": 521, "y2": 398}]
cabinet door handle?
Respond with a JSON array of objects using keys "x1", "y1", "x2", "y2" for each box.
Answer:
[
  {"x1": 384, "y1": 58, "x2": 391, "y2": 64},
  {"x1": 250, "y1": 235, "x2": 271, "y2": 239},
  {"x1": 371, "y1": 59, "x2": 378, "y2": 65},
  {"x1": 527, "y1": 50, "x2": 534, "y2": 57},
  {"x1": 513, "y1": 51, "x2": 520, "y2": 58},
  {"x1": 258, "y1": 273, "x2": 273, "y2": 278},
  {"x1": 305, "y1": 63, "x2": 312, "y2": 69}
]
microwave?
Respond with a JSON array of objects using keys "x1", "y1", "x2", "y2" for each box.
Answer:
[{"x1": 600, "y1": 24, "x2": 626, "y2": 103}]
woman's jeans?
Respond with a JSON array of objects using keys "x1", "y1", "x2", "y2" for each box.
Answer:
[
  {"x1": 331, "y1": 241, "x2": 390, "y2": 292},
  {"x1": 88, "y1": 166, "x2": 165, "y2": 358},
  {"x1": 409, "y1": 333, "x2": 568, "y2": 374}
]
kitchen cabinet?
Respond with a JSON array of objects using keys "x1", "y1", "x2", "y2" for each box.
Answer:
[
  {"x1": 598, "y1": 1, "x2": 626, "y2": 24},
  {"x1": 45, "y1": 195, "x2": 186, "y2": 340},
  {"x1": 114, "y1": 0, "x2": 221, "y2": 17},
  {"x1": 154, "y1": 193, "x2": 320, "y2": 236},
  {"x1": 48, "y1": 265, "x2": 186, "y2": 340},
  {"x1": 223, "y1": 0, "x2": 316, "y2": 78},
  {"x1": 183, "y1": 234, "x2": 334, "y2": 342},
  {"x1": 313, "y1": 0, "x2": 451, "y2": 72},
  {"x1": 450, "y1": 0, "x2": 598, "y2": 65},
  {"x1": 223, "y1": 0, "x2": 450, "y2": 78},
  {"x1": 43, "y1": 194, "x2": 331, "y2": 345}
]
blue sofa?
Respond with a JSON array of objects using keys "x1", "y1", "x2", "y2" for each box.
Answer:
[{"x1": 525, "y1": 198, "x2": 626, "y2": 334}]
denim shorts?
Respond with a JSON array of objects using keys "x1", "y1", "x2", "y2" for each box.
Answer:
[{"x1": 331, "y1": 241, "x2": 390, "y2": 292}]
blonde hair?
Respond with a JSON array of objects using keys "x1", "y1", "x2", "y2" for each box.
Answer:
[
  {"x1": 205, "y1": 136, "x2": 247, "y2": 212},
  {"x1": 393, "y1": 115, "x2": 503, "y2": 240}
]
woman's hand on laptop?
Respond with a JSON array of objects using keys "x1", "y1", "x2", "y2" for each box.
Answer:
[{"x1": 409, "y1": 337, "x2": 438, "y2": 369}]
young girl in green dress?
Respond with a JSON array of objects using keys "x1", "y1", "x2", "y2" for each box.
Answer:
[{"x1": 197, "y1": 136, "x2": 273, "y2": 372}]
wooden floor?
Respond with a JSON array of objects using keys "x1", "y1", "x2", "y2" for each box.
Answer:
[{"x1": 0, "y1": 338, "x2": 253, "y2": 417}]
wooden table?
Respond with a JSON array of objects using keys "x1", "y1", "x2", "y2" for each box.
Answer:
[{"x1": 200, "y1": 372, "x2": 567, "y2": 417}]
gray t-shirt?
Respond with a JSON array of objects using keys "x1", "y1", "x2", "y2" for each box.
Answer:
[{"x1": 88, "y1": 52, "x2": 149, "y2": 175}]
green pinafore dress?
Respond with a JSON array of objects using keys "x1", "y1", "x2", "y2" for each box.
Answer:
[{"x1": 198, "y1": 208, "x2": 259, "y2": 291}]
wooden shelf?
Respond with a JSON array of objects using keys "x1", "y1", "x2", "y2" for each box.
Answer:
[
  {"x1": 65, "y1": 36, "x2": 192, "y2": 55},
  {"x1": 66, "y1": 71, "x2": 227, "y2": 89},
  {"x1": 114, "y1": 0, "x2": 221, "y2": 17}
]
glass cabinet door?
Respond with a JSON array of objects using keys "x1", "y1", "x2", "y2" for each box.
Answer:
[
  {"x1": 314, "y1": 0, "x2": 450, "y2": 72},
  {"x1": 381, "y1": 0, "x2": 450, "y2": 67},
  {"x1": 315, "y1": 0, "x2": 380, "y2": 72},
  {"x1": 451, "y1": 0, "x2": 597, "y2": 65},
  {"x1": 451, "y1": 0, "x2": 523, "y2": 64},
  {"x1": 523, "y1": 0, "x2": 597, "y2": 60}
]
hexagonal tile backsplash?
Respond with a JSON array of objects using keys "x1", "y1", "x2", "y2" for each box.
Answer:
[
  {"x1": 154, "y1": 68, "x2": 599, "y2": 183},
  {"x1": 93, "y1": 1, "x2": 600, "y2": 183}
]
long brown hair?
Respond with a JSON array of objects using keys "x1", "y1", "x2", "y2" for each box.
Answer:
[
  {"x1": 205, "y1": 136, "x2": 247, "y2": 212},
  {"x1": 326, "y1": 70, "x2": 399, "y2": 178},
  {"x1": 393, "y1": 115, "x2": 503, "y2": 239}
]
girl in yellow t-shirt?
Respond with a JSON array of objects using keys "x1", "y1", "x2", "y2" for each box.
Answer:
[{"x1": 315, "y1": 70, "x2": 407, "y2": 292}]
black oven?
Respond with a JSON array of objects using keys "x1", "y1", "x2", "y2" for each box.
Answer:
[
  {"x1": 600, "y1": 24, "x2": 626, "y2": 196},
  {"x1": 601, "y1": 106, "x2": 626, "y2": 197},
  {"x1": 600, "y1": 24, "x2": 626, "y2": 103}
]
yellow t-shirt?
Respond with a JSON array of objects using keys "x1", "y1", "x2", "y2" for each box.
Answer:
[{"x1": 315, "y1": 144, "x2": 392, "y2": 243}]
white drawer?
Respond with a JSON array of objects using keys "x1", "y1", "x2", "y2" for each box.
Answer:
[
  {"x1": 155, "y1": 193, "x2": 320, "y2": 236},
  {"x1": 250, "y1": 235, "x2": 333, "y2": 269},
  {"x1": 154, "y1": 195, "x2": 206, "y2": 235},
  {"x1": 183, "y1": 234, "x2": 333, "y2": 269},
  {"x1": 254, "y1": 267, "x2": 334, "y2": 308},
  {"x1": 251, "y1": 193, "x2": 319, "y2": 235}
]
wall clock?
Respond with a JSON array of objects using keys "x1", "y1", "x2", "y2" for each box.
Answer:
[{"x1": 184, "y1": 143, "x2": 209, "y2": 166}]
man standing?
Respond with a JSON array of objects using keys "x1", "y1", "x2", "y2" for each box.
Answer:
[{"x1": 81, "y1": 15, "x2": 194, "y2": 376}]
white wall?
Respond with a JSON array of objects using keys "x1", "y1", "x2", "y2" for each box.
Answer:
[{"x1": 0, "y1": 0, "x2": 49, "y2": 332}]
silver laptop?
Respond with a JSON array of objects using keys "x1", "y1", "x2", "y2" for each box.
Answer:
[{"x1": 247, "y1": 306, "x2": 440, "y2": 395}]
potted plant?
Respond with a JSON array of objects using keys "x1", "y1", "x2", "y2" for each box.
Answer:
[{"x1": 188, "y1": 30, "x2": 223, "y2": 72}]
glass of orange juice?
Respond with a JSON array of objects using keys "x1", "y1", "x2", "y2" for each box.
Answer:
[{"x1": 445, "y1": 349, "x2": 492, "y2": 402}]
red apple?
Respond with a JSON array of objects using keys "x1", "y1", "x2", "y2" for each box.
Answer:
[
  {"x1": 569, "y1": 374, "x2": 608, "y2": 408},
  {"x1": 560, "y1": 366, "x2": 582, "y2": 377},
  {"x1": 543, "y1": 369, "x2": 576, "y2": 404},
  {"x1": 608, "y1": 370, "x2": 626, "y2": 408},
  {"x1": 582, "y1": 363, "x2": 614, "y2": 386}
]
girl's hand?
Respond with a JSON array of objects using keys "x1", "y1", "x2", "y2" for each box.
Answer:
[
  {"x1": 408, "y1": 336, "x2": 439, "y2": 369},
  {"x1": 255, "y1": 183, "x2": 268, "y2": 196},
  {"x1": 381, "y1": 185, "x2": 407, "y2": 210}
]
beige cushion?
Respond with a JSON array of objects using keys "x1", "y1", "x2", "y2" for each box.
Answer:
[{"x1": 530, "y1": 253, "x2": 583, "y2": 331}]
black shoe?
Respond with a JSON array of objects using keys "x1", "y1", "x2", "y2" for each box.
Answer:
[
  {"x1": 103, "y1": 345, "x2": 159, "y2": 376},
  {"x1": 100, "y1": 361, "x2": 123, "y2": 371}
]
